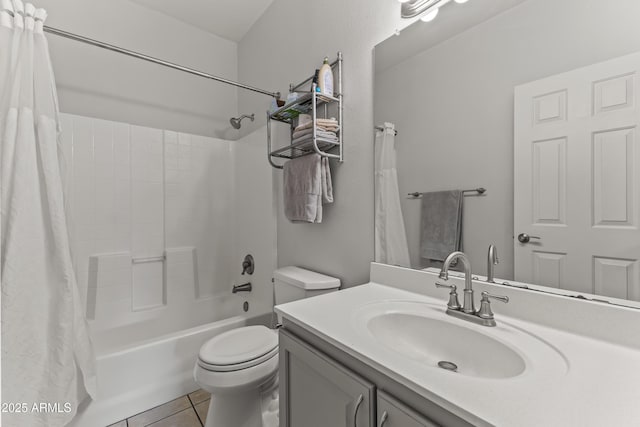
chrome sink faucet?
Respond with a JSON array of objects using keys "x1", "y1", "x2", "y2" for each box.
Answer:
[
  {"x1": 439, "y1": 251, "x2": 475, "y2": 313},
  {"x1": 436, "y1": 251, "x2": 509, "y2": 327},
  {"x1": 487, "y1": 244, "x2": 499, "y2": 283}
]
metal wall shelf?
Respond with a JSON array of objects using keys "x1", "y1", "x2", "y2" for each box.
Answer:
[
  {"x1": 270, "y1": 136, "x2": 341, "y2": 160},
  {"x1": 267, "y1": 52, "x2": 343, "y2": 169},
  {"x1": 270, "y1": 92, "x2": 339, "y2": 124}
]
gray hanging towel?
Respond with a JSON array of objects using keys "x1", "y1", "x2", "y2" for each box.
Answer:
[
  {"x1": 283, "y1": 154, "x2": 333, "y2": 223},
  {"x1": 420, "y1": 190, "x2": 463, "y2": 261}
]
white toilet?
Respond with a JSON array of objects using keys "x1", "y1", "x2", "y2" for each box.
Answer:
[{"x1": 194, "y1": 266, "x2": 340, "y2": 427}]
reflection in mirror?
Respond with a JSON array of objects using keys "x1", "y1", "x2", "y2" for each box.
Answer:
[{"x1": 373, "y1": 0, "x2": 640, "y2": 307}]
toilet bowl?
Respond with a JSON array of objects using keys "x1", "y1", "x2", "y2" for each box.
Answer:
[
  {"x1": 194, "y1": 325, "x2": 279, "y2": 427},
  {"x1": 194, "y1": 267, "x2": 340, "y2": 427}
]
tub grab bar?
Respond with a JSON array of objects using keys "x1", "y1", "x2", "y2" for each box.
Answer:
[{"x1": 132, "y1": 255, "x2": 166, "y2": 264}]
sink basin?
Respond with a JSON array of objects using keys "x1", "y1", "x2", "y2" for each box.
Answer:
[
  {"x1": 367, "y1": 312, "x2": 525, "y2": 378},
  {"x1": 353, "y1": 301, "x2": 568, "y2": 380}
]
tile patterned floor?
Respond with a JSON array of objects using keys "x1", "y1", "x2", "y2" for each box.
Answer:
[{"x1": 106, "y1": 389, "x2": 211, "y2": 427}]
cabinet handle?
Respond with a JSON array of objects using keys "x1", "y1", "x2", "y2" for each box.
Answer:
[
  {"x1": 352, "y1": 394, "x2": 364, "y2": 427},
  {"x1": 379, "y1": 411, "x2": 389, "y2": 427}
]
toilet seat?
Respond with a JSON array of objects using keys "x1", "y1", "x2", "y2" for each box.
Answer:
[
  {"x1": 198, "y1": 326, "x2": 278, "y2": 372},
  {"x1": 194, "y1": 352, "x2": 279, "y2": 394},
  {"x1": 198, "y1": 346, "x2": 278, "y2": 372},
  {"x1": 194, "y1": 326, "x2": 279, "y2": 395}
]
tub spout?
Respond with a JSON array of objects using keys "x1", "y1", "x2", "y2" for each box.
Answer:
[{"x1": 232, "y1": 282, "x2": 252, "y2": 293}]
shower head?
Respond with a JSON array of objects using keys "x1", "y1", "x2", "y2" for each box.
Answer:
[{"x1": 230, "y1": 113, "x2": 255, "y2": 129}]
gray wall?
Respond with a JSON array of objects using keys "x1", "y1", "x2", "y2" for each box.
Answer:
[
  {"x1": 39, "y1": 0, "x2": 239, "y2": 139},
  {"x1": 374, "y1": 0, "x2": 640, "y2": 279},
  {"x1": 237, "y1": 0, "x2": 413, "y2": 287}
]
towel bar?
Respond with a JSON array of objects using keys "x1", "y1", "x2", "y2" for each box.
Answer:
[
  {"x1": 375, "y1": 126, "x2": 398, "y2": 135},
  {"x1": 408, "y1": 188, "x2": 486, "y2": 198}
]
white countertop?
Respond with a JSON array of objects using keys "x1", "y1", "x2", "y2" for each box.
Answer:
[{"x1": 275, "y1": 268, "x2": 640, "y2": 427}]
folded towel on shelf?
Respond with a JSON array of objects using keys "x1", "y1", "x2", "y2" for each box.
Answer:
[
  {"x1": 313, "y1": 125, "x2": 339, "y2": 133},
  {"x1": 294, "y1": 118, "x2": 339, "y2": 133},
  {"x1": 420, "y1": 190, "x2": 463, "y2": 263},
  {"x1": 293, "y1": 122, "x2": 340, "y2": 133},
  {"x1": 291, "y1": 134, "x2": 338, "y2": 145},
  {"x1": 283, "y1": 154, "x2": 334, "y2": 223},
  {"x1": 292, "y1": 128, "x2": 339, "y2": 140},
  {"x1": 297, "y1": 113, "x2": 313, "y2": 127},
  {"x1": 316, "y1": 117, "x2": 339, "y2": 126}
]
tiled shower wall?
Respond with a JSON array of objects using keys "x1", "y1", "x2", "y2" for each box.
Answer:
[{"x1": 58, "y1": 113, "x2": 274, "y2": 336}]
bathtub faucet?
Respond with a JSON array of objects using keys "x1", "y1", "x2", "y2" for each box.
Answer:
[
  {"x1": 232, "y1": 282, "x2": 252, "y2": 293},
  {"x1": 241, "y1": 254, "x2": 254, "y2": 275}
]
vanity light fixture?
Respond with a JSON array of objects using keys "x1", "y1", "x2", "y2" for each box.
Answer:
[{"x1": 400, "y1": 0, "x2": 469, "y2": 22}]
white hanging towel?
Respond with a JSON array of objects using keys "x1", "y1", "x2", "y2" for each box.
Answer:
[
  {"x1": 374, "y1": 123, "x2": 411, "y2": 268},
  {"x1": 0, "y1": 4, "x2": 96, "y2": 426}
]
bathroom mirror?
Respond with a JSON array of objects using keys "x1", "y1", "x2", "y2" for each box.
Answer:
[{"x1": 373, "y1": 0, "x2": 640, "y2": 307}]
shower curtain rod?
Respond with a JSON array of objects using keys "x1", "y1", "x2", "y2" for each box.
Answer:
[{"x1": 43, "y1": 26, "x2": 281, "y2": 99}]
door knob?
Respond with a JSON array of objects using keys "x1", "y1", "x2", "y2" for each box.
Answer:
[{"x1": 517, "y1": 233, "x2": 540, "y2": 243}]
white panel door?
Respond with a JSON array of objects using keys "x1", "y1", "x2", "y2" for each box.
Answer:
[{"x1": 515, "y1": 52, "x2": 640, "y2": 301}]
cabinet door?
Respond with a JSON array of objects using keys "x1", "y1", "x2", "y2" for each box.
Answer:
[
  {"x1": 377, "y1": 391, "x2": 439, "y2": 427},
  {"x1": 279, "y1": 330, "x2": 375, "y2": 427}
]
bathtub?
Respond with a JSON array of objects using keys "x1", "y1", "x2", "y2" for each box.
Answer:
[{"x1": 70, "y1": 312, "x2": 272, "y2": 427}]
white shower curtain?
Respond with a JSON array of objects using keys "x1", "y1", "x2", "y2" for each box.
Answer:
[
  {"x1": 0, "y1": 2, "x2": 96, "y2": 426},
  {"x1": 374, "y1": 123, "x2": 410, "y2": 268}
]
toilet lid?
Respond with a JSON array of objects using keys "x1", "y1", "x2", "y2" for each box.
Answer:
[{"x1": 198, "y1": 326, "x2": 278, "y2": 369}]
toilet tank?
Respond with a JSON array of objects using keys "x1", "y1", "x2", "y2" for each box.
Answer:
[{"x1": 274, "y1": 266, "x2": 341, "y2": 305}]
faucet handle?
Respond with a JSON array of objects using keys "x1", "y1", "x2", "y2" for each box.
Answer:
[
  {"x1": 435, "y1": 283, "x2": 461, "y2": 310},
  {"x1": 241, "y1": 254, "x2": 254, "y2": 275},
  {"x1": 478, "y1": 291, "x2": 509, "y2": 320},
  {"x1": 482, "y1": 291, "x2": 509, "y2": 303}
]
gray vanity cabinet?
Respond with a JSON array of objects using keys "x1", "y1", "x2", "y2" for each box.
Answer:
[
  {"x1": 279, "y1": 330, "x2": 375, "y2": 427},
  {"x1": 279, "y1": 327, "x2": 465, "y2": 427},
  {"x1": 377, "y1": 391, "x2": 439, "y2": 427}
]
